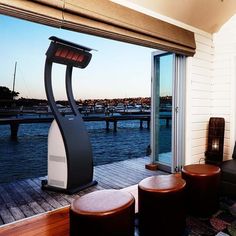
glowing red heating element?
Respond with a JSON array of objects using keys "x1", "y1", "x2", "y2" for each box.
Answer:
[{"x1": 55, "y1": 47, "x2": 85, "y2": 63}]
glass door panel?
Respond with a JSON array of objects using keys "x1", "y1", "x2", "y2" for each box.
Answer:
[{"x1": 151, "y1": 53, "x2": 173, "y2": 172}]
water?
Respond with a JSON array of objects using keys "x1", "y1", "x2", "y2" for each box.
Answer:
[{"x1": 0, "y1": 114, "x2": 171, "y2": 183}]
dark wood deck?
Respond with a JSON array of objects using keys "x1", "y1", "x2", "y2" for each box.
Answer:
[
  {"x1": 0, "y1": 207, "x2": 71, "y2": 236},
  {"x1": 0, "y1": 157, "x2": 165, "y2": 226}
]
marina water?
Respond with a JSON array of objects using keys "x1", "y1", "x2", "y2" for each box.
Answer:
[{"x1": 0, "y1": 114, "x2": 171, "y2": 183}]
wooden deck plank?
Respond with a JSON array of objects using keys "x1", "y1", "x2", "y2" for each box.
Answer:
[
  {"x1": 0, "y1": 186, "x2": 17, "y2": 208},
  {"x1": 94, "y1": 175, "x2": 119, "y2": 189},
  {"x1": 0, "y1": 207, "x2": 15, "y2": 224},
  {"x1": 0, "y1": 193, "x2": 5, "y2": 206},
  {"x1": 30, "y1": 178, "x2": 77, "y2": 206},
  {"x1": 10, "y1": 182, "x2": 33, "y2": 202},
  {"x1": 24, "y1": 179, "x2": 54, "y2": 211},
  {"x1": 95, "y1": 171, "x2": 130, "y2": 188},
  {"x1": 97, "y1": 169, "x2": 136, "y2": 187},
  {"x1": 0, "y1": 185, "x2": 26, "y2": 222},
  {"x1": 56, "y1": 192, "x2": 77, "y2": 204},
  {"x1": 111, "y1": 165, "x2": 153, "y2": 181},
  {"x1": 6, "y1": 207, "x2": 24, "y2": 222},
  {"x1": 1, "y1": 185, "x2": 26, "y2": 222},
  {"x1": 99, "y1": 161, "x2": 150, "y2": 180},
  {"x1": 30, "y1": 179, "x2": 63, "y2": 208},
  {"x1": 26, "y1": 177, "x2": 74, "y2": 210},
  {"x1": 95, "y1": 167, "x2": 133, "y2": 188},
  {"x1": 12, "y1": 181, "x2": 45, "y2": 215},
  {"x1": 9, "y1": 182, "x2": 44, "y2": 217},
  {"x1": 4, "y1": 183, "x2": 26, "y2": 205},
  {"x1": 20, "y1": 180, "x2": 50, "y2": 212},
  {"x1": 34, "y1": 185, "x2": 71, "y2": 207},
  {"x1": 96, "y1": 161, "x2": 149, "y2": 177},
  {"x1": 0, "y1": 157, "x2": 163, "y2": 225},
  {"x1": 18, "y1": 205, "x2": 35, "y2": 218}
]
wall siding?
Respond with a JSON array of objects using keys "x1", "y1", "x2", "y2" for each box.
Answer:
[
  {"x1": 185, "y1": 32, "x2": 214, "y2": 164},
  {"x1": 213, "y1": 15, "x2": 236, "y2": 160},
  {"x1": 188, "y1": 15, "x2": 236, "y2": 163}
]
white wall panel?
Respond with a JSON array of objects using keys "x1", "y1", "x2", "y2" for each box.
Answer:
[
  {"x1": 192, "y1": 99, "x2": 211, "y2": 108},
  {"x1": 213, "y1": 15, "x2": 236, "y2": 159},
  {"x1": 191, "y1": 74, "x2": 212, "y2": 84},
  {"x1": 191, "y1": 82, "x2": 211, "y2": 91},
  {"x1": 191, "y1": 138, "x2": 206, "y2": 147},
  {"x1": 185, "y1": 29, "x2": 213, "y2": 164},
  {"x1": 191, "y1": 90, "x2": 212, "y2": 99},
  {"x1": 191, "y1": 122, "x2": 208, "y2": 131}
]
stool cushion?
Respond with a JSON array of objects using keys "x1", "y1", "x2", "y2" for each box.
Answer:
[
  {"x1": 139, "y1": 174, "x2": 186, "y2": 193},
  {"x1": 182, "y1": 164, "x2": 220, "y2": 177},
  {"x1": 71, "y1": 189, "x2": 134, "y2": 216}
]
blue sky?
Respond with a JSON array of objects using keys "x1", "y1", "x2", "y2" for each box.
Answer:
[{"x1": 1, "y1": 14, "x2": 172, "y2": 100}]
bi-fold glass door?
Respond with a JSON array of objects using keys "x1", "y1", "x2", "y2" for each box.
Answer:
[{"x1": 151, "y1": 52, "x2": 186, "y2": 173}]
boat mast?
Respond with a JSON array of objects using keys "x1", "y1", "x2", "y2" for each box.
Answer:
[{"x1": 12, "y1": 61, "x2": 17, "y2": 100}]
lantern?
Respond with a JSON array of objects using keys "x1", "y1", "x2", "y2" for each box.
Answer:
[{"x1": 205, "y1": 117, "x2": 225, "y2": 165}]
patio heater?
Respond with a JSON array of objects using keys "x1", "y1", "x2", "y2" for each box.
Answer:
[
  {"x1": 42, "y1": 36, "x2": 97, "y2": 194},
  {"x1": 205, "y1": 117, "x2": 225, "y2": 165}
]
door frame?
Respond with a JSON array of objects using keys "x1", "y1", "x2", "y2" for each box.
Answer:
[{"x1": 150, "y1": 52, "x2": 186, "y2": 173}]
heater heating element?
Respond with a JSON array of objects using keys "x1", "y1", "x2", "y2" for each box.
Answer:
[{"x1": 46, "y1": 36, "x2": 92, "y2": 68}]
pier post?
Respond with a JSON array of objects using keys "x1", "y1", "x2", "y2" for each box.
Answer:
[
  {"x1": 140, "y1": 120, "x2": 143, "y2": 129},
  {"x1": 106, "y1": 121, "x2": 109, "y2": 131},
  {"x1": 166, "y1": 118, "x2": 170, "y2": 128},
  {"x1": 10, "y1": 123, "x2": 19, "y2": 140},
  {"x1": 114, "y1": 121, "x2": 117, "y2": 132}
]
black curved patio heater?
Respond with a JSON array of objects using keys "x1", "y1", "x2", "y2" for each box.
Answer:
[{"x1": 42, "y1": 36, "x2": 97, "y2": 194}]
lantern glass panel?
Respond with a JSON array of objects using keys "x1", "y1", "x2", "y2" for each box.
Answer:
[{"x1": 212, "y1": 138, "x2": 220, "y2": 151}]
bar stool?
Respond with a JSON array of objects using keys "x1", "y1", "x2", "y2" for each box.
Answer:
[
  {"x1": 70, "y1": 189, "x2": 135, "y2": 236},
  {"x1": 138, "y1": 174, "x2": 186, "y2": 236},
  {"x1": 182, "y1": 164, "x2": 221, "y2": 217}
]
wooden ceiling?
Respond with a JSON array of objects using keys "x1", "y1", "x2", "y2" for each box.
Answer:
[{"x1": 113, "y1": 0, "x2": 236, "y2": 33}]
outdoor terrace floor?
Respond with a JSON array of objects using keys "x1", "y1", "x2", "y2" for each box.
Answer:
[{"x1": 0, "y1": 156, "x2": 165, "y2": 226}]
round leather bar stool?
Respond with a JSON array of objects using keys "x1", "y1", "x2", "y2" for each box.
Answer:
[
  {"x1": 70, "y1": 189, "x2": 135, "y2": 236},
  {"x1": 138, "y1": 174, "x2": 186, "y2": 236},
  {"x1": 182, "y1": 164, "x2": 221, "y2": 217}
]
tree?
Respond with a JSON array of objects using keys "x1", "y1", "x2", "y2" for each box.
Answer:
[{"x1": 0, "y1": 86, "x2": 19, "y2": 100}]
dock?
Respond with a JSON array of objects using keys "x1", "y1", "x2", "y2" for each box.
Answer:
[
  {"x1": 0, "y1": 156, "x2": 165, "y2": 225},
  {"x1": 0, "y1": 114, "x2": 171, "y2": 139}
]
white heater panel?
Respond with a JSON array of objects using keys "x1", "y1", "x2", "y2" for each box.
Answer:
[{"x1": 47, "y1": 120, "x2": 68, "y2": 189}]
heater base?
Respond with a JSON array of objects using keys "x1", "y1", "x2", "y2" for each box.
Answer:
[{"x1": 41, "y1": 179, "x2": 98, "y2": 195}]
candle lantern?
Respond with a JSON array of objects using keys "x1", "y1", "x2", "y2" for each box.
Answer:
[
  {"x1": 205, "y1": 117, "x2": 225, "y2": 165},
  {"x1": 212, "y1": 138, "x2": 220, "y2": 151}
]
